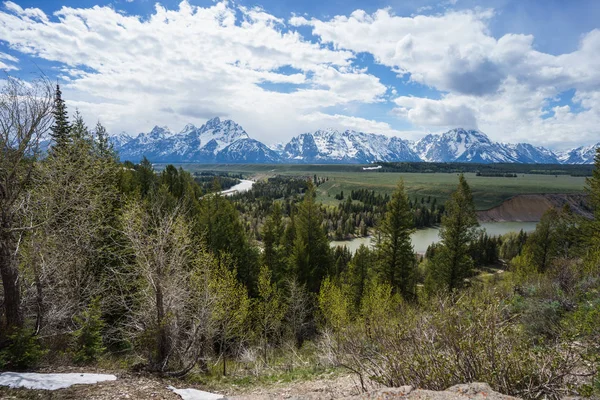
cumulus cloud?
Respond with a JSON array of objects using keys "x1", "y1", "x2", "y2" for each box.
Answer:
[
  {"x1": 2, "y1": 1, "x2": 600, "y2": 148},
  {"x1": 0, "y1": 1, "x2": 386, "y2": 142},
  {"x1": 293, "y1": 8, "x2": 600, "y2": 148}
]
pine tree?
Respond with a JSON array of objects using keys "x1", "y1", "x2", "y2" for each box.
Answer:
[
  {"x1": 50, "y1": 84, "x2": 70, "y2": 149},
  {"x1": 262, "y1": 203, "x2": 287, "y2": 284},
  {"x1": 291, "y1": 182, "x2": 332, "y2": 293},
  {"x1": 343, "y1": 244, "x2": 375, "y2": 310},
  {"x1": 426, "y1": 174, "x2": 479, "y2": 292},
  {"x1": 375, "y1": 180, "x2": 416, "y2": 299},
  {"x1": 583, "y1": 148, "x2": 600, "y2": 273},
  {"x1": 199, "y1": 187, "x2": 259, "y2": 294},
  {"x1": 70, "y1": 110, "x2": 90, "y2": 141}
]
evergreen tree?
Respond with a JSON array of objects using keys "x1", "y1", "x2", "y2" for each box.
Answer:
[
  {"x1": 137, "y1": 157, "x2": 157, "y2": 198},
  {"x1": 375, "y1": 180, "x2": 416, "y2": 299},
  {"x1": 72, "y1": 297, "x2": 105, "y2": 364},
  {"x1": 199, "y1": 186, "x2": 259, "y2": 294},
  {"x1": 426, "y1": 174, "x2": 479, "y2": 292},
  {"x1": 291, "y1": 182, "x2": 332, "y2": 293},
  {"x1": 262, "y1": 203, "x2": 287, "y2": 284},
  {"x1": 342, "y1": 244, "x2": 375, "y2": 310},
  {"x1": 583, "y1": 148, "x2": 600, "y2": 272},
  {"x1": 50, "y1": 84, "x2": 70, "y2": 149},
  {"x1": 70, "y1": 110, "x2": 89, "y2": 141}
]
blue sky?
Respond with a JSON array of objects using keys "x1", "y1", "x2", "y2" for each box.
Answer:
[{"x1": 1, "y1": 0, "x2": 599, "y2": 149}]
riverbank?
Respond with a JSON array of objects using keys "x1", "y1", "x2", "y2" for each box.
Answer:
[{"x1": 476, "y1": 193, "x2": 590, "y2": 222}]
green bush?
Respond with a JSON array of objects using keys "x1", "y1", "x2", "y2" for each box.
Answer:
[
  {"x1": 0, "y1": 328, "x2": 46, "y2": 370},
  {"x1": 72, "y1": 298, "x2": 106, "y2": 364},
  {"x1": 329, "y1": 287, "x2": 579, "y2": 399}
]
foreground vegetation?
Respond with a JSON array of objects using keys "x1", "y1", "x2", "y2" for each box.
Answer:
[{"x1": 1, "y1": 79, "x2": 599, "y2": 399}]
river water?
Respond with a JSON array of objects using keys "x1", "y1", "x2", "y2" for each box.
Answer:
[
  {"x1": 330, "y1": 221, "x2": 538, "y2": 254},
  {"x1": 219, "y1": 179, "x2": 255, "y2": 196}
]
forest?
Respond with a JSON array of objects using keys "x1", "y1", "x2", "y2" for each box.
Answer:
[{"x1": 1, "y1": 79, "x2": 600, "y2": 399}]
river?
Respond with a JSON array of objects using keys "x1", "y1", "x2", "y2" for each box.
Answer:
[
  {"x1": 330, "y1": 221, "x2": 538, "y2": 254},
  {"x1": 219, "y1": 179, "x2": 255, "y2": 196}
]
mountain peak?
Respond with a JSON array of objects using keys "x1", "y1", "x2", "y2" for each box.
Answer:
[
  {"x1": 111, "y1": 122, "x2": 594, "y2": 165},
  {"x1": 205, "y1": 116, "x2": 221, "y2": 128},
  {"x1": 180, "y1": 123, "x2": 197, "y2": 134}
]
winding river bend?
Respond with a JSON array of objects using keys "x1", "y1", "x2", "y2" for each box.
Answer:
[
  {"x1": 331, "y1": 221, "x2": 538, "y2": 254},
  {"x1": 219, "y1": 179, "x2": 255, "y2": 196}
]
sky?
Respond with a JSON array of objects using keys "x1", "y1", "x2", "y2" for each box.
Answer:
[{"x1": 1, "y1": 0, "x2": 599, "y2": 150}]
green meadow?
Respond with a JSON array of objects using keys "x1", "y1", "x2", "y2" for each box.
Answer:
[{"x1": 170, "y1": 164, "x2": 587, "y2": 210}]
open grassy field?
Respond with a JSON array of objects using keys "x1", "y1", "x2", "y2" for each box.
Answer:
[{"x1": 168, "y1": 164, "x2": 587, "y2": 210}]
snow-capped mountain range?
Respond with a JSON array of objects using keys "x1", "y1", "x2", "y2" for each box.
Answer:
[{"x1": 111, "y1": 118, "x2": 599, "y2": 165}]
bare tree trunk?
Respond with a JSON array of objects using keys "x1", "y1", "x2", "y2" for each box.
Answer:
[
  {"x1": 0, "y1": 228, "x2": 23, "y2": 331},
  {"x1": 155, "y1": 284, "x2": 169, "y2": 371}
]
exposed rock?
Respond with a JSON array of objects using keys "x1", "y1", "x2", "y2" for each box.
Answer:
[{"x1": 342, "y1": 382, "x2": 519, "y2": 400}]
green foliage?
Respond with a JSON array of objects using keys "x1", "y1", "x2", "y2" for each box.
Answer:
[
  {"x1": 342, "y1": 244, "x2": 375, "y2": 310},
  {"x1": 331, "y1": 287, "x2": 579, "y2": 399},
  {"x1": 291, "y1": 182, "x2": 332, "y2": 293},
  {"x1": 375, "y1": 180, "x2": 416, "y2": 299},
  {"x1": 199, "y1": 189, "x2": 259, "y2": 294},
  {"x1": 426, "y1": 175, "x2": 479, "y2": 292},
  {"x1": 261, "y1": 203, "x2": 287, "y2": 285},
  {"x1": 72, "y1": 297, "x2": 106, "y2": 364},
  {"x1": 583, "y1": 148, "x2": 600, "y2": 274},
  {"x1": 49, "y1": 84, "x2": 70, "y2": 149},
  {"x1": 359, "y1": 279, "x2": 398, "y2": 325},
  {"x1": 499, "y1": 230, "x2": 528, "y2": 261},
  {"x1": 209, "y1": 259, "x2": 251, "y2": 375},
  {"x1": 0, "y1": 328, "x2": 46, "y2": 370},
  {"x1": 317, "y1": 277, "x2": 350, "y2": 335},
  {"x1": 253, "y1": 266, "x2": 286, "y2": 363}
]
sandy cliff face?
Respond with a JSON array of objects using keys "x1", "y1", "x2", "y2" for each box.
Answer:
[{"x1": 476, "y1": 194, "x2": 591, "y2": 222}]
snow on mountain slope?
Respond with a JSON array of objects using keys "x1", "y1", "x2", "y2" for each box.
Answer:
[
  {"x1": 111, "y1": 121, "x2": 596, "y2": 164},
  {"x1": 283, "y1": 129, "x2": 420, "y2": 163},
  {"x1": 558, "y1": 143, "x2": 600, "y2": 164},
  {"x1": 412, "y1": 128, "x2": 521, "y2": 163},
  {"x1": 505, "y1": 143, "x2": 560, "y2": 164},
  {"x1": 116, "y1": 117, "x2": 252, "y2": 163},
  {"x1": 216, "y1": 138, "x2": 281, "y2": 163}
]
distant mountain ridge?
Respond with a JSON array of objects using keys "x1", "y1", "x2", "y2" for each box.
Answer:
[{"x1": 110, "y1": 119, "x2": 599, "y2": 164}]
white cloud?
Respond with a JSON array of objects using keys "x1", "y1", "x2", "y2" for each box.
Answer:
[
  {"x1": 293, "y1": 8, "x2": 600, "y2": 148},
  {"x1": 0, "y1": 51, "x2": 18, "y2": 70},
  {"x1": 0, "y1": 1, "x2": 386, "y2": 143},
  {"x1": 2, "y1": 1, "x2": 600, "y2": 149}
]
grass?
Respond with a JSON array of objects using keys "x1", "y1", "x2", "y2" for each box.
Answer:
[{"x1": 169, "y1": 164, "x2": 587, "y2": 210}]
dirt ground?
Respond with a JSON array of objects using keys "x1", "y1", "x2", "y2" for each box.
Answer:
[{"x1": 0, "y1": 370, "x2": 363, "y2": 400}]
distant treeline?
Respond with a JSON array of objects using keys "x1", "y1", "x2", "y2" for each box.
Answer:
[
  {"x1": 377, "y1": 162, "x2": 595, "y2": 176},
  {"x1": 476, "y1": 172, "x2": 517, "y2": 177},
  {"x1": 193, "y1": 171, "x2": 243, "y2": 192}
]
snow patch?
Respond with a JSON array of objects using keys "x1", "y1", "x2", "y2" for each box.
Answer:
[
  {"x1": 0, "y1": 372, "x2": 117, "y2": 390},
  {"x1": 168, "y1": 386, "x2": 227, "y2": 400}
]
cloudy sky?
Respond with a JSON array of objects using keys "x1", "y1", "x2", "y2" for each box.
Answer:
[{"x1": 1, "y1": 0, "x2": 599, "y2": 149}]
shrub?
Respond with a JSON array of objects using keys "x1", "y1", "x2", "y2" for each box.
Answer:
[
  {"x1": 328, "y1": 287, "x2": 580, "y2": 399},
  {"x1": 0, "y1": 328, "x2": 46, "y2": 370},
  {"x1": 72, "y1": 297, "x2": 106, "y2": 364}
]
